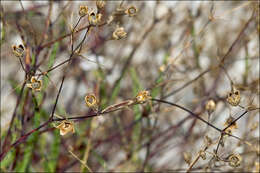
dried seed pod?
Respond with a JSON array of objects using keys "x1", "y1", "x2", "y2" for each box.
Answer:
[
  {"x1": 135, "y1": 90, "x2": 152, "y2": 104},
  {"x1": 226, "y1": 87, "x2": 241, "y2": 106},
  {"x1": 199, "y1": 150, "x2": 206, "y2": 160},
  {"x1": 88, "y1": 10, "x2": 102, "y2": 25},
  {"x1": 12, "y1": 44, "x2": 24, "y2": 57},
  {"x1": 224, "y1": 116, "x2": 237, "y2": 128},
  {"x1": 125, "y1": 6, "x2": 138, "y2": 17},
  {"x1": 79, "y1": 5, "x2": 88, "y2": 17},
  {"x1": 26, "y1": 76, "x2": 42, "y2": 92},
  {"x1": 96, "y1": 0, "x2": 106, "y2": 10},
  {"x1": 224, "y1": 116, "x2": 238, "y2": 134},
  {"x1": 85, "y1": 93, "x2": 99, "y2": 111},
  {"x1": 112, "y1": 26, "x2": 127, "y2": 40},
  {"x1": 55, "y1": 120, "x2": 75, "y2": 136},
  {"x1": 228, "y1": 154, "x2": 242, "y2": 167},
  {"x1": 205, "y1": 99, "x2": 216, "y2": 114}
]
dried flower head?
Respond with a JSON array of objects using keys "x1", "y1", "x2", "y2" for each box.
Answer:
[
  {"x1": 96, "y1": 0, "x2": 106, "y2": 9},
  {"x1": 85, "y1": 93, "x2": 99, "y2": 111},
  {"x1": 224, "y1": 116, "x2": 238, "y2": 134},
  {"x1": 135, "y1": 90, "x2": 152, "y2": 104},
  {"x1": 112, "y1": 26, "x2": 127, "y2": 40},
  {"x1": 55, "y1": 120, "x2": 75, "y2": 136},
  {"x1": 12, "y1": 44, "x2": 24, "y2": 57},
  {"x1": 79, "y1": 5, "x2": 88, "y2": 17},
  {"x1": 226, "y1": 87, "x2": 241, "y2": 106},
  {"x1": 205, "y1": 99, "x2": 216, "y2": 114},
  {"x1": 199, "y1": 150, "x2": 206, "y2": 160},
  {"x1": 228, "y1": 154, "x2": 242, "y2": 167},
  {"x1": 26, "y1": 76, "x2": 42, "y2": 92},
  {"x1": 125, "y1": 6, "x2": 138, "y2": 17},
  {"x1": 88, "y1": 10, "x2": 102, "y2": 25}
]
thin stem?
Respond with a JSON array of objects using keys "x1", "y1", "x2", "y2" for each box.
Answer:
[
  {"x1": 152, "y1": 98, "x2": 223, "y2": 133},
  {"x1": 222, "y1": 110, "x2": 248, "y2": 131}
]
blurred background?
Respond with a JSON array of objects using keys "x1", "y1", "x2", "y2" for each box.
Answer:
[{"x1": 1, "y1": 1, "x2": 259, "y2": 172}]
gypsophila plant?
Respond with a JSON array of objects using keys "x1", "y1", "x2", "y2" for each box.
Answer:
[{"x1": 1, "y1": 1, "x2": 259, "y2": 172}]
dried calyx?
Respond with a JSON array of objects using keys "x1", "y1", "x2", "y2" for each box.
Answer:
[
  {"x1": 96, "y1": 0, "x2": 106, "y2": 10},
  {"x1": 135, "y1": 90, "x2": 152, "y2": 104},
  {"x1": 55, "y1": 120, "x2": 75, "y2": 136},
  {"x1": 125, "y1": 6, "x2": 138, "y2": 17},
  {"x1": 85, "y1": 93, "x2": 99, "y2": 111},
  {"x1": 12, "y1": 44, "x2": 25, "y2": 58},
  {"x1": 79, "y1": 5, "x2": 88, "y2": 17},
  {"x1": 227, "y1": 154, "x2": 242, "y2": 167},
  {"x1": 26, "y1": 76, "x2": 42, "y2": 92},
  {"x1": 224, "y1": 116, "x2": 238, "y2": 134},
  {"x1": 88, "y1": 10, "x2": 102, "y2": 25},
  {"x1": 112, "y1": 26, "x2": 127, "y2": 40},
  {"x1": 226, "y1": 86, "x2": 241, "y2": 106}
]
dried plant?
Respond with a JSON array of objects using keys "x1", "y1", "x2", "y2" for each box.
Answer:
[{"x1": 1, "y1": 1, "x2": 259, "y2": 172}]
